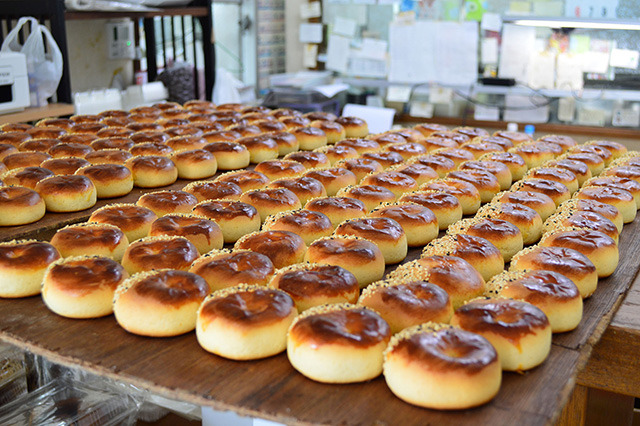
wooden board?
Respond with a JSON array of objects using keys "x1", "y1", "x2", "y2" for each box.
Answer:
[
  {"x1": 0, "y1": 214, "x2": 639, "y2": 425},
  {"x1": 0, "y1": 104, "x2": 74, "y2": 125}
]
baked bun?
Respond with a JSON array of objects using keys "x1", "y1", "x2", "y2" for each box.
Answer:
[
  {"x1": 304, "y1": 111, "x2": 337, "y2": 121},
  {"x1": 284, "y1": 151, "x2": 331, "y2": 169},
  {"x1": 268, "y1": 176, "x2": 327, "y2": 206},
  {"x1": 269, "y1": 263, "x2": 359, "y2": 312},
  {"x1": 510, "y1": 178, "x2": 571, "y2": 207},
  {"x1": 537, "y1": 134, "x2": 577, "y2": 152},
  {"x1": 359, "y1": 280, "x2": 453, "y2": 333},
  {"x1": 525, "y1": 167, "x2": 579, "y2": 194},
  {"x1": 88, "y1": 203, "x2": 158, "y2": 242},
  {"x1": 262, "y1": 209, "x2": 333, "y2": 245},
  {"x1": 335, "y1": 138, "x2": 380, "y2": 155},
  {"x1": 510, "y1": 245, "x2": 598, "y2": 298},
  {"x1": 0, "y1": 186, "x2": 45, "y2": 225},
  {"x1": 4, "y1": 151, "x2": 51, "y2": 169},
  {"x1": 0, "y1": 240, "x2": 60, "y2": 298},
  {"x1": 478, "y1": 152, "x2": 528, "y2": 181},
  {"x1": 236, "y1": 135, "x2": 279, "y2": 163},
  {"x1": 50, "y1": 222, "x2": 129, "y2": 262},
  {"x1": 447, "y1": 169, "x2": 500, "y2": 203},
  {"x1": 149, "y1": 213, "x2": 223, "y2": 254},
  {"x1": 292, "y1": 126, "x2": 328, "y2": 150},
  {"x1": 584, "y1": 176, "x2": 640, "y2": 209},
  {"x1": 287, "y1": 304, "x2": 390, "y2": 383},
  {"x1": 189, "y1": 249, "x2": 275, "y2": 290},
  {"x1": 335, "y1": 158, "x2": 383, "y2": 183},
  {"x1": 383, "y1": 323, "x2": 501, "y2": 409},
  {"x1": 542, "y1": 159, "x2": 591, "y2": 187},
  {"x1": 575, "y1": 184, "x2": 636, "y2": 224},
  {"x1": 421, "y1": 178, "x2": 481, "y2": 216},
  {"x1": 166, "y1": 135, "x2": 207, "y2": 152},
  {"x1": 48, "y1": 142, "x2": 93, "y2": 158},
  {"x1": 182, "y1": 180, "x2": 243, "y2": 202},
  {"x1": 113, "y1": 269, "x2": 209, "y2": 337},
  {"x1": 122, "y1": 235, "x2": 199, "y2": 274},
  {"x1": 203, "y1": 142, "x2": 250, "y2": 170},
  {"x1": 270, "y1": 132, "x2": 300, "y2": 156},
  {"x1": 42, "y1": 255, "x2": 128, "y2": 318},
  {"x1": 410, "y1": 154, "x2": 456, "y2": 177},
  {"x1": 239, "y1": 188, "x2": 302, "y2": 222},
  {"x1": 170, "y1": 149, "x2": 217, "y2": 179},
  {"x1": 361, "y1": 151, "x2": 404, "y2": 169},
  {"x1": 35, "y1": 175, "x2": 97, "y2": 212},
  {"x1": 280, "y1": 115, "x2": 311, "y2": 130},
  {"x1": 254, "y1": 159, "x2": 306, "y2": 181},
  {"x1": 215, "y1": 169, "x2": 270, "y2": 192},
  {"x1": 556, "y1": 198, "x2": 623, "y2": 233},
  {"x1": 368, "y1": 202, "x2": 438, "y2": 247},
  {"x1": 335, "y1": 217, "x2": 407, "y2": 264},
  {"x1": 475, "y1": 202, "x2": 543, "y2": 245},
  {"x1": 493, "y1": 190, "x2": 557, "y2": 221},
  {"x1": 0, "y1": 143, "x2": 18, "y2": 160},
  {"x1": 544, "y1": 209, "x2": 620, "y2": 244},
  {"x1": 360, "y1": 171, "x2": 418, "y2": 199},
  {"x1": 586, "y1": 140, "x2": 627, "y2": 159},
  {"x1": 567, "y1": 145, "x2": 613, "y2": 166},
  {"x1": 459, "y1": 141, "x2": 503, "y2": 159},
  {"x1": 422, "y1": 234, "x2": 504, "y2": 282},
  {"x1": 448, "y1": 217, "x2": 523, "y2": 262},
  {"x1": 510, "y1": 142, "x2": 561, "y2": 168},
  {"x1": 414, "y1": 123, "x2": 449, "y2": 137},
  {"x1": 90, "y1": 137, "x2": 134, "y2": 151},
  {"x1": 459, "y1": 160, "x2": 512, "y2": 191},
  {"x1": 192, "y1": 200, "x2": 261, "y2": 243},
  {"x1": 335, "y1": 117, "x2": 369, "y2": 138},
  {"x1": 130, "y1": 130, "x2": 170, "y2": 144},
  {"x1": 235, "y1": 230, "x2": 307, "y2": 269},
  {"x1": 561, "y1": 152, "x2": 605, "y2": 176},
  {"x1": 304, "y1": 167, "x2": 358, "y2": 196},
  {"x1": 487, "y1": 270, "x2": 582, "y2": 333},
  {"x1": 19, "y1": 138, "x2": 59, "y2": 153},
  {"x1": 314, "y1": 144, "x2": 358, "y2": 165},
  {"x1": 398, "y1": 190, "x2": 461, "y2": 230},
  {"x1": 419, "y1": 137, "x2": 459, "y2": 153},
  {"x1": 130, "y1": 142, "x2": 173, "y2": 158},
  {"x1": 431, "y1": 148, "x2": 475, "y2": 168},
  {"x1": 137, "y1": 190, "x2": 199, "y2": 217},
  {"x1": 86, "y1": 149, "x2": 133, "y2": 166},
  {"x1": 388, "y1": 163, "x2": 439, "y2": 186},
  {"x1": 197, "y1": 285, "x2": 297, "y2": 360},
  {"x1": 304, "y1": 196, "x2": 367, "y2": 228},
  {"x1": 75, "y1": 163, "x2": 133, "y2": 198},
  {"x1": 451, "y1": 297, "x2": 551, "y2": 371},
  {"x1": 310, "y1": 120, "x2": 346, "y2": 143},
  {"x1": 124, "y1": 155, "x2": 178, "y2": 188},
  {"x1": 1, "y1": 166, "x2": 54, "y2": 189},
  {"x1": 390, "y1": 255, "x2": 485, "y2": 309},
  {"x1": 335, "y1": 184, "x2": 396, "y2": 212}
]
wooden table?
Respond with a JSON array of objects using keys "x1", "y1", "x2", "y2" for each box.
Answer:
[{"x1": 0, "y1": 207, "x2": 639, "y2": 425}]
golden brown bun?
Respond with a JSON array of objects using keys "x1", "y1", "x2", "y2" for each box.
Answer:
[
  {"x1": 335, "y1": 138, "x2": 380, "y2": 155},
  {"x1": 335, "y1": 158, "x2": 383, "y2": 183},
  {"x1": 4, "y1": 151, "x2": 51, "y2": 170},
  {"x1": 510, "y1": 245, "x2": 598, "y2": 298},
  {"x1": 48, "y1": 142, "x2": 93, "y2": 158},
  {"x1": 314, "y1": 144, "x2": 359, "y2": 165},
  {"x1": 310, "y1": 120, "x2": 345, "y2": 143},
  {"x1": 287, "y1": 304, "x2": 391, "y2": 383},
  {"x1": 40, "y1": 157, "x2": 90, "y2": 175},
  {"x1": 90, "y1": 137, "x2": 134, "y2": 151},
  {"x1": 137, "y1": 190, "x2": 199, "y2": 217},
  {"x1": 1, "y1": 166, "x2": 54, "y2": 189},
  {"x1": 487, "y1": 270, "x2": 582, "y2": 333},
  {"x1": 510, "y1": 142, "x2": 561, "y2": 168},
  {"x1": 475, "y1": 202, "x2": 543, "y2": 245},
  {"x1": 448, "y1": 217, "x2": 523, "y2": 262},
  {"x1": 336, "y1": 184, "x2": 396, "y2": 212},
  {"x1": 236, "y1": 135, "x2": 279, "y2": 163},
  {"x1": 422, "y1": 234, "x2": 504, "y2": 282},
  {"x1": 383, "y1": 323, "x2": 501, "y2": 409},
  {"x1": 304, "y1": 167, "x2": 358, "y2": 196},
  {"x1": 292, "y1": 126, "x2": 328, "y2": 150},
  {"x1": 267, "y1": 176, "x2": 327, "y2": 207},
  {"x1": 459, "y1": 160, "x2": 512, "y2": 191},
  {"x1": 50, "y1": 222, "x2": 129, "y2": 262},
  {"x1": 447, "y1": 169, "x2": 501, "y2": 203},
  {"x1": 215, "y1": 169, "x2": 269, "y2": 192},
  {"x1": 269, "y1": 263, "x2": 359, "y2": 312},
  {"x1": 85, "y1": 148, "x2": 133, "y2": 165},
  {"x1": 262, "y1": 209, "x2": 333, "y2": 246},
  {"x1": 235, "y1": 230, "x2": 307, "y2": 269},
  {"x1": 335, "y1": 217, "x2": 407, "y2": 264},
  {"x1": 19, "y1": 138, "x2": 59, "y2": 152},
  {"x1": 189, "y1": 249, "x2": 275, "y2": 291},
  {"x1": 414, "y1": 123, "x2": 449, "y2": 137},
  {"x1": 0, "y1": 186, "x2": 45, "y2": 226},
  {"x1": 0, "y1": 240, "x2": 61, "y2": 298},
  {"x1": 239, "y1": 188, "x2": 302, "y2": 222},
  {"x1": 284, "y1": 151, "x2": 331, "y2": 169},
  {"x1": 368, "y1": 202, "x2": 438, "y2": 247},
  {"x1": 335, "y1": 117, "x2": 369, "y2": 138},
  {"x1": 360, "y1": 171, "x2": 418, "y2": 199},
  {"x1": 556, "y1": 198, "x2": 623, "y2": 233},
  {"x1": 270, "y1": 132, "x2": 300, "y2": 156},
  {"x1": 362, "y1": 151, "x2": 404, "y2": 169},
  {"x1": 35, "y1": 175, "x2": 97, "y2": 213},
  {"x1": 121, "y1": 235, "x2": 200, "y2": 275},
  {"x1": 398, "y1": 190, "x2": 460, "y2": 231},
  {"x1": 197, "y1": 285, "x2": 298, "y2": 360},
  {"x1": 431, "y1": 147, "x2": 475, "y2": 168},
  {"x1": 536, "y1": 134, "x2": 576, "y2": 151},
  {"x1": 305, "y1": 235, "x2": 384, "y2": 287},
  {"x1": 75, "y1": 163, "x2": 134, "y2": 198},
  {"x1": 280, "y1": 115, "x2": 311, "y2": 130},
  {"x1": 170, "y1": 149, "x2": 218, "y2": 179},
  {"x1": 182, "y1": 180, "x2": 243, "y2": 202},
  {"x1": 420, "y1": 178, "x2": 480, "y2": 216},
  {"x1": 543, "y1": 209, "x2": 619, "y2": 244},
  {"x1": 304, "y1": 196, "x2": 367, "y2": 228},
  {"x1": 584, "y1": 176, "x2": 640, "y2": 209},
  {"x1": 124, "y1": 155, "x2": 178, "y2": 188},
  {"x1": 114, "y1": 269, "x2": 209, "y2": 337},
  {"x1": 586, "y1": 140, "x2": 627, "y2": 159},
  {"x1": 149, "y1": 213, "x2": 223, "y2": 254},
  {"x1": 42, "y1": 255, "x2": 128, "y2": 318},
  {"x1": 562, "y1": 152, "x2": 605, "y2": 176},
  {"x1": 192, "y1": 200, "x2": 261, "y2": 243},
  {"x1": 526, "y1": 167, "x2": 579, "y2": 194},
  {"x1": 478, "y1": 152, "x2": 528, "y2": 181},
  {"x1": 385, "y1": 143, "x2": 428, "y2": 161},
  {"x1": 254, "y1": 159, "x2": 306, "y2": 181},
  {"x1": 88, "y1": 203, "x2": 158, "y2": 242},
  {"x1": 129, "y1": 142, "x2": 174, "y2": 158},
  {"x1": 359, "y1": 280, "x2": 453, "y2": 334},
  {"x1": 451, "y1": 297, "x2": 551, "y2": 371},
  {"x1": 493, "y1": 190, "x2": 557, "y2": 221},
  {"x1": 542, "y1": 159, "x2": 591, "y2": 187}
]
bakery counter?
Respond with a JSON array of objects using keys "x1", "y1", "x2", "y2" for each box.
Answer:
[{"x1": 0, "y1": 213, "x2": 639, "y2": 425}]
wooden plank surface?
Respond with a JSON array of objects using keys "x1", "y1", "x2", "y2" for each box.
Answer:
[
  {"x1": 0, "y1": 104, "x2": 74, "y2": 125},
  {"x1": 0, "y1": 215, "x2": 639, "y2": 425}
]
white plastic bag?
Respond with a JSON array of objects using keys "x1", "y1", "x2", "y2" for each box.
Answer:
[
  {"x1": 1, "y1": 17, "x2": 63, "y2": 107},
  {"x1": 212, "y1": 68, "x2": 243, "y2": 105}
]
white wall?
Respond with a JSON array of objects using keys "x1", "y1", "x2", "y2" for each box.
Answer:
[{"x1": 284, "y1": 0, "x2": 304, "y2": 73}]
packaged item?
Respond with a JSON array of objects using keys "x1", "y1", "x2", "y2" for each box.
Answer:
[{"x1": 0, "y1": 344, "x2": 27, "y2": 405}]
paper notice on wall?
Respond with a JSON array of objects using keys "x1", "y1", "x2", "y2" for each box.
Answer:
[
  {"x1": 409, "y1": 101, "x2": 434, "y2": 118},
  {"x1": 326, "y1": 34, "x2": 351, "y2": 73},
  {"x1": 480, "y1": 12, "x2": 502, "y2": 32},
  {"x1": 300, "y1": 1, "x2": 322, "y2": 19},
  {"x1": 388, "y1": 20, "x2": 478, "y2": 85},
  {"x1": 357, "y1": 38, "x2": 387, "y2": 61},
  {"x1": 303, "y1": 44, "x2": 318, "y2": 68},
  {"x1": 299, "y1": 23, "x2": 323, "y2": 43},
  {"x1": 333, "y1": 16, "x2": 358, "y2": 37},
  {"x1": 527, "y1": 51, "x2": 555, "y2": 89},
  {"x1": 481, "y1": 38, "x2": 499, "y2": 64},
  {"x1": 556, "y1": 53, "x2": 584, "y2": 90},
  {"x1": 498, "y1": 24, "x2": 536, "y2": 82},
  {"x1": 610, "y1": 48, "x2": 640, "y2": 69},
  {"x1": 386, "y1": 85, "x2": 412, "y2": 103}
]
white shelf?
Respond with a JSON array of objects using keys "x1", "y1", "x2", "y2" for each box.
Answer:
[{"x1": 337, "y1": 77, "x2": 640, "y2": 102}]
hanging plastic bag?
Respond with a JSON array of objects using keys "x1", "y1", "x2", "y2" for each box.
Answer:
[{"x1": 0, "y1": 17, "x2": 63, "y2": 107}]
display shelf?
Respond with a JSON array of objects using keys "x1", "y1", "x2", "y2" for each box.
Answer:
[
  {"x1": 0, "y1": 103, "x2": 75, "y2": 125},
  {"x1": 64, "y1": 7, "x2": 209, "y2": 20}
]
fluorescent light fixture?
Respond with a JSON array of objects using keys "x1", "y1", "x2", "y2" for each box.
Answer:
[{"x1": 505, "y1": 17, "x2": 640, "y2": 31}]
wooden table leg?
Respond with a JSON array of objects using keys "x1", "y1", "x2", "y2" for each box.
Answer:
[{"x1": 556, "y1": 385, "x2": 588, "y2": 426}]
